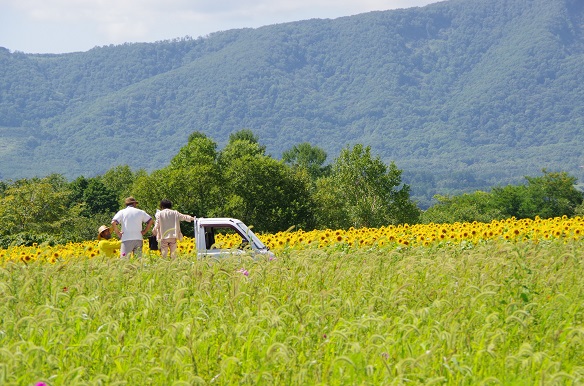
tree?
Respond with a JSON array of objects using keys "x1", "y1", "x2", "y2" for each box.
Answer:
[
  {"x1": 218, "y1": 129, "x2": 268, "y2": 165},
  {"x1": 314, "y1": 144, "x2": 420, "y2": 228},
  {"x1": 421, "y1": 191, "x2": 502, "y2": 224},
  {"x1": 83, "y1": 179, "x2": 118, "y2": 216},
  {"x1": 492, "y1": 170, "x2": 583, "y2": 219},
  {"x1": 132, "y1": 164, "x2": 224, "y2": 219},
  {"x1": 524, "y1": 170, "x2": 583, "y2": 218},
  {"x1": 0, "y1": 181, "x2": 8, "y2": 196},
  {"x1": 68, "y1": 176, "x2": 89, "y2": 205},
  {"x1": 0, "y1": 176, "x2": 78, "y2": 246},
  {"x1": 228, "y1": 129, "x2": 263, "y2": 148},
  {"x1": 491, "y1": 184, "x2": 526, "y2": 219},
  {"x1": 222, "y1": 154, "x2": 315, "y2": 232},
  {"x1": 132, "y1": 133, "x2": 225, "y2": 236},
  {"x1": 67, "y1": 176, "x2": 118, "y2": 217},
  {"x1": 221, "y1": 140, "x2": 265, "y2": 161},
  {"x1": 100, "y1": 165, "x2": 138, "y2": 202},
  {"x1": 282, "y1": 142, "x2": 331, "y2": 180},
  {"x1": 312, "y1": 175, "x2": 349, "y2": 229},
  {"x1": 169, "y1": 131, "x2": 218, "y2": 169}
]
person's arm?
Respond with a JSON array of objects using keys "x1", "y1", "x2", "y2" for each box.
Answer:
[
  {"x1": 111, "y1": 220, "x2": 122, "y2": 238},
  {"x1": 152, "y1": 219, "x2": 159, "y2": 237},
  {"x1": 178, "y1": 212, "x2": 195, "y2": 222},
  {"x1": 141, "y1": 218, "x2": 153, "y2": 235}
]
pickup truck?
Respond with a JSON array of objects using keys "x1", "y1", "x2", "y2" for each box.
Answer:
[{"x1": 193, "y1": 217, "x2": 275, "y2": 259}]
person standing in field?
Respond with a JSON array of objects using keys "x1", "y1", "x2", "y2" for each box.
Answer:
[
  {"x1": 111, "y1": 196, "x2": 153, "y2": 258},
  {"x1": 97, "y1": 225, "x2": 121, "y2": 258},
  {"x1": 152, "y1": 199, "x2": 195, "y2": 259}
]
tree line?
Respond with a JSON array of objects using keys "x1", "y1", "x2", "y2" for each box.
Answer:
[
  {"x1": 0, "y1": 130, "x2": 418, "y2": 247},
  {"x1": 0, "y1": 130, "x2": 582, "y2": 248}
]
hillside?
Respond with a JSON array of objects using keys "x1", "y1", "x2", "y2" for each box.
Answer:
[{"x1": 1, "y1": 0, "x2": 583, "y2": 206}]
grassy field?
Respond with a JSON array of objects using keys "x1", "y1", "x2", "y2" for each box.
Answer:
[{"x1": 1, "y1": 237, "x2": 584, "y2": 385}]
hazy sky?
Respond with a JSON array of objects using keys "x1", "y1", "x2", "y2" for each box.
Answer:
[{"x1": 0, "y1": 0, "x2": 442, "y2": 54}]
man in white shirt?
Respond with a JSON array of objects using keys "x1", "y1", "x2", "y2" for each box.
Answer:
[{"x1": 111, "y1": 196, "x2": 153, "y2": 258}]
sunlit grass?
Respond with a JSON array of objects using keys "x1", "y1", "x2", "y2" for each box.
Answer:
[{"x1": 1, "y1": 217, "x2": 584, "y2": 384}]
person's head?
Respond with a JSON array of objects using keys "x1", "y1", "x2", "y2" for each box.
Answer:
[
  {"x1": 160, "y1": 199, "x2": 173, "y2": 209},
  {"x1": 125, "y1": 196, "x2": 138, "y2": 207},
  {"x1": 98, "y1": 225, "x2": 111, "y2": 240}
]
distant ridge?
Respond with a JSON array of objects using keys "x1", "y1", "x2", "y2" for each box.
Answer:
[{"x1": 1, "y1": 0, "x2": 583, "y2": 205}]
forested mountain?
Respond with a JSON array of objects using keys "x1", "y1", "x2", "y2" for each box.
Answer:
[{"x1": 1, "y1": 0, "x2": 583, "y2": 206}]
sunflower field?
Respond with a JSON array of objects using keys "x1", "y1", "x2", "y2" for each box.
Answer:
[{"x1": 1, "y1": 216, "x2": 584, "y2": 384}]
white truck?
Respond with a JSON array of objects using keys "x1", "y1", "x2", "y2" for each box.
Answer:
[{"x1": 193, "y1": 217, "x2": 275, "y2": 259}]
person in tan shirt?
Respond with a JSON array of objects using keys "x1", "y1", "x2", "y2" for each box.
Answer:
[{"x1": 152, "y1": 199, "x2": 195, "y2": 258}]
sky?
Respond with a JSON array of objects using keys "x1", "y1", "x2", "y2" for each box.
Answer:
[{"x1": 0, "y1": 0, "x2": 442, "y2": 54}]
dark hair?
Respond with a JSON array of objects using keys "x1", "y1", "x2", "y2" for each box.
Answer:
[{"x1": 160, "y1": 199, "x2": 173, "y2": 209}]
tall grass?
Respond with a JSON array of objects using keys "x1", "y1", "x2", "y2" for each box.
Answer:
[{"x1": 1, "y1": 240, "x2": 583, "y2": 384}]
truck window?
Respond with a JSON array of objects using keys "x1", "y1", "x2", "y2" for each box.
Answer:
[
  {"x1": 203, "y1": 225, "x2": 248, "y2": 249},
  {"x1": 204, "y1": 228, "x2": 215, "y2": 249}
]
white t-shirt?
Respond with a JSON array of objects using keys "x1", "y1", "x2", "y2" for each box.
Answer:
[{"x1": 112, "y1": 206, "x2": 152, "y2": 241}]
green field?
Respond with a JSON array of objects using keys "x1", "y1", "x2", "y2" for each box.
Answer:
[{"x1": 1, "y1": 240, "x2": 584, "y2": 385}]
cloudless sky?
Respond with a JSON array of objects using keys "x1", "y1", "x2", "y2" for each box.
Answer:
[{"x1": 0, "y1": 0, "x2": 442, "y2": 54}]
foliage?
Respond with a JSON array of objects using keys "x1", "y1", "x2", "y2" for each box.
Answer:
[
  {"x1": 0, "y1": 176, "x2": 73, "y2": 235},
  {"x1": 222, "y1": 153, "x2": 315, "y2": 232},
  {"x1": 422, "y1": 170, "x2": 584, "y2": 223},
  {"x1": 218, "y1": 135, "x2": 267, "y2": 167},
  {"x1": 0, "y1": 174, "x2": 121, "y2": 247},
  {"x1": 312, "y1": 176, "x2": 350, "y2": 229},
  {"x1": 1, "y1": 0, "x2": 584, "y2": 207},
  {"x1": 169, "y1": 131, "x2": 218, "y2": 170},
  {"x1": 314, "y1": 144, "x2": 420, "y2": 228},
  {"x1": 99, "y1": 165, "x2": 140, "y2": 203},
  {"x1": 421, "y1": 191, "x2": 503, "y2": 224},
  {"x1": 492, "y1": 169, "x2": 584, "y2": 219},
  {"x1": 68, "y1": 176, "x2": 88, "y2": 205},
  {"x1": 228, "y1": 128, "x2": 264, "y2": 149},
  {"x1": 282, "y1": 142, "x2": 331, "y2": 181},
  {"x1": 69, "y1": 177, "x2": 118, "y2": 216}
]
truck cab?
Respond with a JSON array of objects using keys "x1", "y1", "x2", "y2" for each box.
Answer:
[{"x1": 193, "y1": 217, "x2": 275, "y2": 258}]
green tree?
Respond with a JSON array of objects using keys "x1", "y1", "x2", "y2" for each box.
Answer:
[
  {"x1": 100, "y1": 165, "x2": 138, "y2": 203},
  {"x1": 421, "y1": 191, "x2": 502, "y2": 224},
  {"x1": 219, "y1": 138, "x2": 266, "y2": 168},
  {"x1": 68, "y1": 176, "x2": 118, "y2": 217},
  {"x1": 218, "y1": 131, "x2": 315, "y2": 231},
  {"x1": 222, "y1": 154, "x2": 315, "y2": 232},
  {"x1": 282, "y1": 142, "x2": 331, "y2": 180},
  {"x1": 228, "y1": 129, "x2": 265, "y2": 149},
  {"x1": 314, "y1": 144, "x2": 420, "y2": 228},
  {"x1": 68, "y1": 176, "x2": 89, "y2": 205},
  {"x1": 170, "y1": 131, "x2": 218, "y2": 169},
  {"x1": 132, "y1": 133, "x2": 224, "y2": 235},
  {"x1": 0, "y1": 176, "x2": 78, "y2": 246},
  {"x1": 83, "y1": 179, "x2": 118, "y2": 216},
  {"x1": 491, "y1": 184, "x2": 526, "y2": 219},
  {"x1": 312, "y1": 175, "x2": 349, "y2": 229},
  {"x1": 132, "y1": 165, "x2": 223, "y2": 219},
  {"x1": 493, "y1": 170, "x2": 583, "y2": 219}
]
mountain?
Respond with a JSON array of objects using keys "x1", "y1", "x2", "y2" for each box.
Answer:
[{"x1": 1, "y1": 0, "x2": 583, "y2": 206}]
